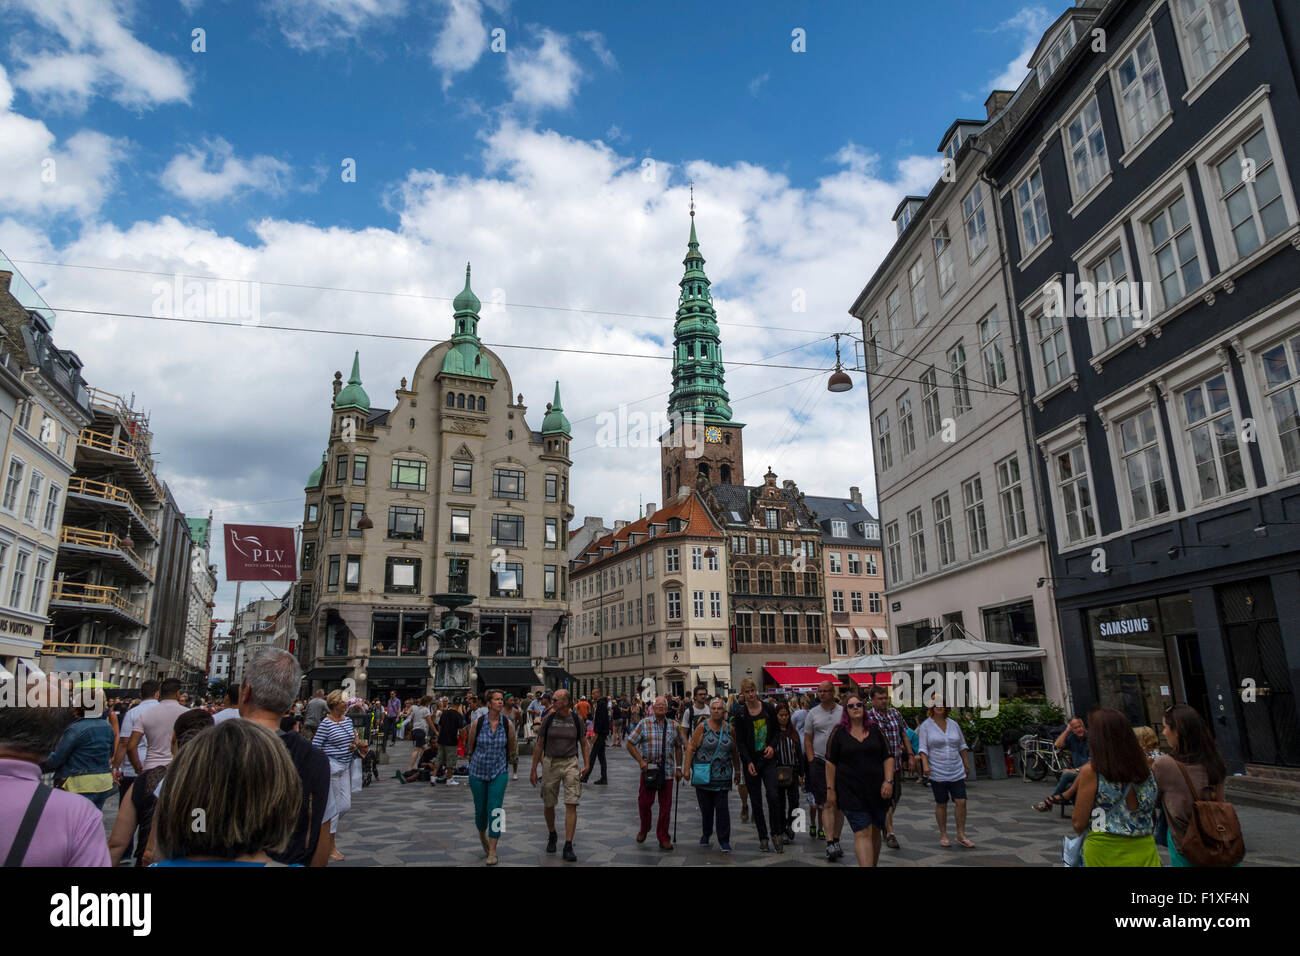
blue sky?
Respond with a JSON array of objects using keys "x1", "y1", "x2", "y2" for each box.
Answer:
[{"x1": 0, "y1": 0, "x2": 1058, "y2": 626}]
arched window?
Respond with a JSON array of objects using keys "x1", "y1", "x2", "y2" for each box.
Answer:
[
  {"x1": 446, "y1": 391, "x2": 454, "y2": 407},
  {"x1": 457, "y1": 393, "x2": 465, "y2": 409},
  {"x1": 477, "y1": 395, "x2": 485, "y2": 411},
  {"x1": 720, "y1": 464, "x2": 732, "y2": 484}
]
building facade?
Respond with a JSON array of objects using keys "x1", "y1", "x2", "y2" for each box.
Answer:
[
  {"x1": 297, "y1": 266, "x2": 574, "y2": 700},
  {"x1": 804, "y1": 488, "x2": 890, "y2": 663},
  {"x1": 568, "y1": 490, "x2": 730, "y2": 699},
  {"x1": 850, "y1": 89, "x2": 1067, "y2": 704},
  {"x1": 987, "y1": 0, "x2": 1300, "y2": 766},
  {"x1": 182, "y1": 515, "x2": 217, "y2": 692}
]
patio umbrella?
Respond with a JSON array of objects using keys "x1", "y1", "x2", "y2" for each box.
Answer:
[
  {"x1": 817, "y1": 654, "x2": 894, "y2": 676},
  {"x1": 73, "y1": 678, "x2": 120, "y2": 690},
  {"x1": 881, "y1": 636, "x2": 1047, "y2": 666}
]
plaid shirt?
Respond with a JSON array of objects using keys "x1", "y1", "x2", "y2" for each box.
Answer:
[
  {"x1": 627, "y1": 716, "x2": 682, "y2": 772},
  {"x1": 866, "y1": 706, "x2": 911, "y2": 761}
]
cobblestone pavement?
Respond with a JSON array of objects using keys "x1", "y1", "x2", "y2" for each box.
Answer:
[{"x1": 313, "y1": 742, "x2": 1300, "y2": 867}]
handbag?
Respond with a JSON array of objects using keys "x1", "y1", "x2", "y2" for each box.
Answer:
[
  {"x1": 641, "y1": 721, "x2": 668, "y2": 791},
  {"x1": 1173, "y1": 760, "x2": 1244, "y2": 866},
  {"x1": 691, "y1": 721, "x2": 725, "y2": 786},
  {"x1": 1062, "y1": 833, "x2": 1086, "y2": 867},
  {"x1": 776, "y1": 765, "x2": 794, "y2": 787}
]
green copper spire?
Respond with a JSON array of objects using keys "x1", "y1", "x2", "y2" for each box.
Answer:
[
  {"x1": 541, "y1": 380, "x2": 570, "y2": 435},
  {"x1": 667, "y1": 213, "x2": 732, "y2": 423},
  {"x1": 441, "y1": 262, "x2": 493, "y2": 380},
  {"x1": 333, "y1": 352, "x2": 370, "y2": 411}
]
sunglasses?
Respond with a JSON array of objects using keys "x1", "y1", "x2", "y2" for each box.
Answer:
[{"x1": 846, "y1": 702, "x2": 865, "y2": 709}]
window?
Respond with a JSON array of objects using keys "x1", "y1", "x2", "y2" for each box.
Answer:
[
  {"x1": 887, "y1": 287, "x2": 903, "y2": 347},
  {"x1": 666, "y1": 590, "x2": 682, "y2": 621},
  {"x1": 298, "y1": 583, "x2": 312, "y2": 613},
  {"x1": 847, "y1": 552, "x2": 861, "y2": 574},
  {"x1": 909, "y1": 257, "x2": 928, "y2": 327},
  {"x1": 385, "y1": 557, "x2": 421, "y2": 594},
  {"x1": 348, "y1": 503, "x2": 365, "y2": 537},
  {"x1": 335, "y1": 455, "x2": 348, "y2": 483},
  {"x1": 948, "y1": 342, "x2": 971, "y2": 414},
  {"x1": 933, "y1": 221, "x2": 955, "y2": 294},
  {"x1": 301, "y1": 541, "x2": 316, "y2": 571},
  {"x1": 666, "y1": 547, "x2": 680, "y2": 573},
  {"x1": 710, "y1": 591, "x2": 722, "y2": 618},
  {"x1": 327, "y1": 554, "x2": 340, "y2": 590},
  {"x1": 1016, "y1": 167, "x2": 1051, "y2": 253},
  {"x1": 57, "y1": 428, "x2": 68, "y2": 458},
  {"x1": 851, "y1": 592, "x2": 864, "y2": 613},
  {"x1": 934, "y1": 494, "x2": 956, "y2": 567},
  {"x1": 391, "y1": 458, "x2": 427, "y2": 490},
  {"x1": 1035, "y1": 308, "x2": 1072, "y2": 389},
  {"x1": 1037, "y1": 20, "x2": 1075, "y2": 85},
  {"x1": 545, "y1": 518, "x2": 559, "y2": 549},
  {"x1": 907, "y1": 508, "x2": 927, "y2": 576},
  {"x1": 707, "y1": 549, "x2": 718, "y2": 571},
  {"x1": 762, "y1": 509, "x2": 777, "y2": 530},
  {"x1": 865, "y1": 315, "x2": 880, "y2": 372},
  {"x1": 9, "y1": 550, "x2": 29, "y2": 607},
  {"x1": 754, "y1": 537, "x2": 771, "y2": 555},
  {"x1": 1056, "y1": 444, "x2": 1098, "y2": 544},
  {"x1": 828, "y1": 551, "x2": 842, "y2": 574},
  {"x1": 380, "y1": 505, "x2": 423, "y2": 541},
  {"x1": 647, "y1": 593, "x2": 655, "y2": 624},
  {"x1": 898, "y1": 393, "x2": 916, "y2": 455},
  {"x1": 29, "y1": 556, "x2": 48, "y2": 614},
  {"x1": 832, "y1": 590, "x2": 846, "y2": 613},
  {"x1": 691, "y1": 546, "x2": 703, "y2": 570},
  {"x1": 451, "y1": 462, "x2": 472, "y2": 494},
  {"x1": 24, "y1": 472, "x2": 43, "y2": 524},
  {"x1": 783, "y1": 612, "x2": 799, "y2": 642},
  {"x1": 491, "y1": 514, "x2": 524, "y2": 546},
  {"x1": 540, "y1": 565, "x2": 554, "y2": 600},
  {"x1": 757, "y1": 570, "x2": 773, "y2": 594},
  {"x1": 493, "y1": 469, "x2": 525, "y2": 499},
  {"x1": 876, "y1": 411, "x2": 893, "y2": 470},
  {"x1": 646, "y1": 552, "x2": 654, "y2": 577},
  {"x1": 1212, "y1": 127, "x2": 1289, "y2": 260},
  {"x1": 344, "y1": 555, "x2": 361, "y2": 591},
  {"x1": 1118, "y1": 407, "x2": 1171, "y2": 522},
  {"x1": 449, "y1": 509, "x2": 469, "y2": 542},
  {"x1": 1090, "y1": 245, "x2": 1135, "y2": 347},
  {"x1": 734, "y1": 612, "x2": 752, "y2": 643},
  {"x1": 963, "y1": 476, "x2": 989, "y2": 555},
  {"x1": 16, "y1": 401, "x2": 32, "y2": 432},
  {"x1": 869, "y1": 593, "x2": 883, "y2": 614},
  {"x1": 545, "y1": 474, "x2": 558, "y2": 502},
  {"x1": 732, "y1": 567, "x2": 749, "y2": 592},
  {"x1": 331, "y1": 503, "x2": 344, "y2": 537},
  {"x1": 352, "y1": 455, "x2": 368, "y2": 485},
  {"x1": 978, "y1": 310, "x2": 1007, "y2": 387},
  {"x1": 1260, "y1": 330, "x2": 1300, "y2": 474},
  {"x1": 805, "y1": 614, "x2": 822, "y2": 645},
  {"x1": 490, "y1": 562, "x2": 523, "y2": 598},
  {"x1": 693, "y1": 590, "x2": 705, "y2": 618},
  {"x1": 1180, "y1": 373, "x2": 1247, "y2": 502},
  {"x1": 760, "y1": 613, "x2": 777, "y2": 644},
  {"x1": 306, "y1": 503, "x2": 318, "y2": 524},
  {"x1": 865, "y1": 553, "x2": 878, "y2": 575},
  {"x1": 1065, "y1": 96, "x2": 1109, "y2": 199},
  {"x1": 997, "y1": 455, "x2": 1029, "y2": 542},
  {"x1": 1146, "y1": 194, "x2": 1203, "y2": 309},
  {"x1": 831, "y1": 519, "x2": 848, "y2": 539},
  {"x1": 885, "y1": 522, "x2": 902, "y2": 582},
  {"x1": 963, "y1": 183, "x2": 989, "y2": 259},
  {"x1": 1114, "y1": 31, "x2": 1170, "y2": 148},
  {"x1": 1172, "y1": 0, "x2": 1245, "y2": 89},
  {"x1": 3, "y1": 458, "x2": 24, "y2": 512}
]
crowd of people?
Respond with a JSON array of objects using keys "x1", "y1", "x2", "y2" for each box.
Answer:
[{"x1": 0, "y1": 663, "x2": 1245, "y2": 868}]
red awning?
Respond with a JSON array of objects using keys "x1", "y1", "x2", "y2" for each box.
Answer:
[{"x1": 762, "y1": 666, "x2": 892, "y2": 690}]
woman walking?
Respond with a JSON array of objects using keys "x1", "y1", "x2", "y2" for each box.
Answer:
[
  {"x1": 917, "y1": 702, "x2": 974, "y2": 848},
  {"x1": 773, "y1": 702, "x2": 806, "y2": 842},
  {"x1": 824, "y1": 695, "x2": 894, "y2": 866},
  {"x1": 466, "y1": 689, "x2": 516, "y2": 865},
  {"x1": 683, "y1": 697, "x2": 742, "y2": 852},
  {"x1": 1072, "y1": 708, "x2": 1160, "y2": 867},
  {"x1": 1152, "y1": 704, "x2": 1237, "y2": 867},
  {"x1": 733, "y1": 677, "x2": 783, "y2": 852},
  {"x1": 311, "y1": 689, "x2": 363, "y2": 861},
  {"x1": 43, "y1": 702, "x2": 117, "y2": 810}
]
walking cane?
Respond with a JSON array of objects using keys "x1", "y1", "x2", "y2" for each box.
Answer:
[{"x1": 673, "y1": 768, "x2": 680, "y2": 843}]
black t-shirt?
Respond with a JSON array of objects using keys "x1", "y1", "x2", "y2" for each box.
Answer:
[
  {"x1": 272, "y1": 730, "x2": 331, "y2": 866},
  {"x1": 437, "y1": 709, "x2": 463, "y2": 746},
  {"x1": 418, "y1": 747, "x2": 439, "y2": 766},
  {"x1": 593, "y1": 698, "x2": 610, "y2": 733},
  {"x1": 825, "y1": 724, "x2": 893, "y2": 814}
]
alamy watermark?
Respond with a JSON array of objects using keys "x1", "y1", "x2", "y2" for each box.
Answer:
[{"x1": 151, "y1": 273, "x2": 261, "y2": 326}]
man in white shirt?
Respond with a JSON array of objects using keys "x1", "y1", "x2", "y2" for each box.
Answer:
[
  {"x1": 125, "y1": 679, "x2": 188, "y2": 773},
  {"x1": 212, "y1": 684, "x2": 241, "y2": 724},
  {"x1": 112, "y1": 679, "x2": 160, "y2": 863},
  {"x1": 803, "y1": 681, "x2": 845, "y2": 861}
]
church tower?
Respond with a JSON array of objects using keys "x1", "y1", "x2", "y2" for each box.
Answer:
[{"x1": 659, "y1": 207, "x2": 744, "y2": 501}]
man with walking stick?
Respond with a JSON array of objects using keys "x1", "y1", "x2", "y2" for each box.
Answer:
[{"x1": 625, "y1": 695, "x2": 683, "y2": 851}]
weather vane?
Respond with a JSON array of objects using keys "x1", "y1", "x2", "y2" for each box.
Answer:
[{"x1": 689, "y1": 181, "x2": 695, "y2": 217}]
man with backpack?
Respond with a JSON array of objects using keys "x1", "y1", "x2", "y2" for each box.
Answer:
[{"x1": 529, "y1": 689, "x2": 590, "y2": 861}]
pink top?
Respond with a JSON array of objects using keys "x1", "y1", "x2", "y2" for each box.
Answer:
[{"x1": 0, "y1": 758, "x2": 110, "y2": 867}]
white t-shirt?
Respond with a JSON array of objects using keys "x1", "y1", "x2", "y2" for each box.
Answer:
[
  {"x1": 212, "y1": 708, "x2": 241, "y2": 724},
  {"x1": 408, "y1": 705, "x2": 431, "y2": 736},
  {"x1": 804, "y1": 703, "x2": 843, "y2": 759},
  {"x1": 118, "y1": 698, "x2": 158, "y2": 778},
  {"x1": 918, "y1": 717, "x2": 969, "y2": 782}
]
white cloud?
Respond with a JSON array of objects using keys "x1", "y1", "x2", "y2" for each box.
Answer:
[
  {"x1": 7, "y1": 0, "x2": 190, "y2": 111},
  {"x1": 430, "y1": 0, "x2": 491, "y2": 87},
  {"x1": 160, "y1": 138, "x2": 292, "y2": 203},
  {"x1": 268, "y1": 0, "x2": 406, "y2": 50},
  {"x1": 505, "y1": 28, "x2": 584, "y2": 111},
  {"x1": 988, "y1": 5, "x2": 1053, "y2": 91},
  {"x1": 0, "y1": 64, "x2": 125, "y2": 218},
  {"x1": 748, "y1": 72, "x2": 771, "y2": 98},
  {"x1": 578, "y1": 31, "x2": 617, "y2": 70}
]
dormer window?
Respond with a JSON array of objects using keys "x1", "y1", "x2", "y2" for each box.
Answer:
[
  {"x1": 831, "y1": 519, "x2": 848, "y2": 538},
  {"x1": 894, "y1": 197, "x2": 925, "y2": 237},
  {"x1": 1037, "y1": 21, "x2": 1077, "y2": 87}
]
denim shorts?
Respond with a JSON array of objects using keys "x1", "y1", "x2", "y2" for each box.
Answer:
[
  {"x1": 843, "y1": 808, "x2": 888, "y2": 833},
  {"x1": 930, "y1": 779, "x2": 967, "y2": 803}
]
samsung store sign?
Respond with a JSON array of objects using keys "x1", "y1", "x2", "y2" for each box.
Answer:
[{"x1": 1097, "y1": 617, "x2": 1151, "y2": 637}]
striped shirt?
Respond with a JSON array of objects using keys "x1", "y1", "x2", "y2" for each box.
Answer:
[
  {"x1": 311, "y1": 716, "x2": 355, "y2": 764},
  {"x1": 866, "y1": 706, "x2": 911, "y2": 761},
  {"x1": 468, "y1": 715, "x2": 511, "y2": 780}
]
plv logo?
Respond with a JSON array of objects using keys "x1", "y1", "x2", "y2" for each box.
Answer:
[{"x1": 223, "y1": 523, "x2": 297, "y2": 581}]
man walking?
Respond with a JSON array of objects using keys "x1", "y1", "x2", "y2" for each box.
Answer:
[
  {"x1": 680, "y1": 685, "x2": 711, "y2": 736},
  {"x1": 804, "y1": 680, "x2": 845, "y2": 861},
  {"x1": 529, "y1": 689, "x2": 590, "y2": 861},
  {"x1": 124, "y1": 678, "x2": 186, "y2": 775},
  {"x1": 625, "y1": 696, "x2": 683, "y2": 851},
  {"x1": 866, "y1": 684, "x2": 915, "y2": 850},
  {"x1": 383, "y1": 690, "x2": 401, "y2": 743},
  {"x1": 303, "y1": 689, "x2": 328, "y2": 741},
  {"x1": 434, "y1": 698, "x2": 464, "y2": 784},
  {"x1": 585, "y1": 687, "x2": 609, "y2": 784},
  {"x1": 112, "y1": 679, "x2": 159, "y2": 862}
]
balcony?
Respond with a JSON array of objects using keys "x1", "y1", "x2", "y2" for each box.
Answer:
[
  {"x1": 65, "y1": 477, "x2": 160, "y2": 542},
  {"x1": 59, "y1": 526, "x2": 155, "y2": 581},
  {"x1": 41, "y1": 640, "x2": 144, "y2": 666},
  {"x1": 75, "y1": 428, "x2": 162, "y2": 503},
  {"x1": 48, "y1": 581, "x2": 148, "y2": 627}
]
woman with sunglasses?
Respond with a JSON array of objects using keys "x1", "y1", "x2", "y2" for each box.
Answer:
[
  {"x1": 824, "y1": 695, "x2": 894, "y2": 867},
  {"x1": 917, "y1": 701, "x2": 973, "y2": 848}
]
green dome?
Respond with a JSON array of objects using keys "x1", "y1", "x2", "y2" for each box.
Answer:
[
  {"x1": 334, "y1": 352, "x2": 370, "y2": 411},
  {"x1": 541, "y1": 381, "x2": 570, "y2": 436},
  {"x1": 439, "y1": 262, "x2": 493, "y2": 380},
  {"x1": 440, "y1": 342, "x2": 492, "y2": 379},
  {"x1": 307, "y1": 451, "x2": 326, "y2": 489},
  {"x1": 453, "y1": 262, "x2": 480, "y2": 315}
]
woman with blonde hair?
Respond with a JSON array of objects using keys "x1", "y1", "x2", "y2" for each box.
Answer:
[
  {"x1": 917, "y1": 701, "x2": 973, "y2": 848},
  {"x1": 311, "y1": 688, "x2": 363, "y2": 861}
]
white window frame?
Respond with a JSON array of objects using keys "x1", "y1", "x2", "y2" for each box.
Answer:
[
  {"x1": 933, "y1": 493, "x2": 956, "y2": 567},
  {"x1": 1061, "y1": 93, "x2": 1111, "y2": 211},
  {"x1": 978, "y1": 309, "x2": 1008, "y2": 389},
  {"x1": 1098, "y1": 387, "x2": 1178, "y2": 529},
  {"x1": 1072, "y1": 226, "x2": 1144, "y2": 366},
  {"x1": 1021, "y1": 275, "x2": 1079, "y2": 408},
  {"x1": 1129, "y1": 172, "x2": 1212, "y2": 323},
  {"x1": 1169, "y1": 0, "x2": 1249, "y2": 105},
  {"x1": 962, "y1": 475, "x2": 989, "y2": 556},
  {"x1": 876, "y1": 411, "x2": 893, "y2": 471},
  {"x1": 8, "y1": 548, "x2": 30, "y2": 609},
  {"x1": 898, "y1": 392, "x2": 916, "y2": 456},
  {"x1": 1163, "y1": 350, "x2": 1254, "y2": 507},
  {"x1": 909, "y1": 256, "x2": 929, "y2": 328},
  {"x1": 885, "y1": 522, "x2": 902, "y2": 583},
  {"x1": 1014, "y1": 165, "x2": 1052, "y2": 265},
  {"x1": 1237, "y1": 303, "x2": 1300, "y2": 485},
  {"x1": 948, "y1": 340, "x2": 972, "y2": 415},
  {"x1": 907, "y1": 507, "x2": 927, "y2": 577},
  {"x1": 921, "y1": 367, "x2": 942, "y2": 436},
  {"x1": 1036, "y1": 417, "x2": 1101, "y2": 549},
  {"x1": 887, "y1": 287, "x2": 903, "y2": 348},
  {"x1": 1109, "y1": 25, "x2": 1174, "y2": 165},
  {"x1": 42, "y1": 483, "x2": 61, "y2": 535},
  {"x1": 996, "y1": 454, "x2": 1027, "y2": 544},
  {"x1": 931, "y1": 220, "x2": 956, "y2": 296},
  {"x1": 23, "y1": 470, "x2": 44, "y2": 526},
  {"x1": 2, "y1": 456, "x2": 25, "y2": 515},
  {"x1": 963, "y1": 182, "x2": 990, "y2": 262}
]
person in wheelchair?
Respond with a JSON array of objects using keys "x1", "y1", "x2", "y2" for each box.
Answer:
[
  {"x1": 1033, "y1": 717, "x2": 1090, "y2": 812},
  {"x1": 395, "y1": 745, "x2": 440, "y2": 784}
]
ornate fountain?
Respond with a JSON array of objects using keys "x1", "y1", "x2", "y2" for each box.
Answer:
[{"x1": 423, "y1": 592, "x2": 480, "y2": 699}]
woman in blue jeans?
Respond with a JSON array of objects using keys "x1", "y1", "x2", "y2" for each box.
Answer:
[
  {"x1": 43, "y1": 704, "x2": 116, "y2": 810},
  {"x1": 466, "y1": 689, "x2": 515, "y2": 865}
]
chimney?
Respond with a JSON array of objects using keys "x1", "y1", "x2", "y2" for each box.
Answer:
[
  {"x1": 613, "y1": 520, "x2": 629, "y2": 532},
  {"x1": 677, "y1": 484, "x2": 691, "y2": 501},
  {"x1": 645, "y1": 502, "x2": 656, "y2": 517},
  {"x1": 849, "y1": 486, "x2": 863, "y2": 506},
  {"x1": 985, "y1": 90, "x2": 1014, "y2": 120}
]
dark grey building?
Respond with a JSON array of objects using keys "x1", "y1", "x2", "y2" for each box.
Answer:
[{"x1": 987, "y1": 0, "x2": 1300, "y2": 767}]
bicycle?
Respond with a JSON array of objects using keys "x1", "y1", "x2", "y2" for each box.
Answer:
[{"x1": 1018, "y1": 727, "x2": 1073, "y2": 782}]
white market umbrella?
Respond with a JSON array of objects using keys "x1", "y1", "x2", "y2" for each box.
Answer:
[
  {"x1": 882, "y1": 637, "x2": 1047, "y2": 666},
  {"x1": 817, "y1": 654, "x2": 895, "y2": 676}
]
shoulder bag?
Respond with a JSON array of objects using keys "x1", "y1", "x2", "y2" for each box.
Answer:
[
  {"x1": 1173, "y1": 760, "x2": 1244, "y2": 866},
  {"x1": 642, "y1": 720, "x2": 668, "y2": 791}
]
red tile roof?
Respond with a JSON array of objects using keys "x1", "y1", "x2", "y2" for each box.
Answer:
[{"x1": 571, "y1": 491, "x2": 722, "y2": 572}]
